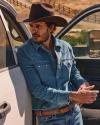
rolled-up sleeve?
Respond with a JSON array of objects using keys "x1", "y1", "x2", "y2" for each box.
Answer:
[
  {"x1": 69, "y1": 45, "x2": 87, "y2": 89},
  {"x1": 70, "y1": 60, "x2": 87, "y2": 89}
]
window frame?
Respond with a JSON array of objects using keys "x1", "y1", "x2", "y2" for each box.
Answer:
[
  {"x1": 56, "y1": 4, "x2": 100, "y2": 39},
  {"x1": 56, "y1": 4, "x2": 100, "y2": 59},
  {"x1": 0, "y1": 1, "x2": 31, "y2": 71},
  {"x1": 0, "y1": 9, "x2": 17, "y2": 70}
]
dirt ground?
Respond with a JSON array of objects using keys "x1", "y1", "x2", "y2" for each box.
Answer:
[
  {"x1": 26, "y1": 0, "x2": 100, "y2": 10},
  {"x1": 57, "y1": 0, "x2": 100, "y2": 10},
  {"x1": 14, "y1": 0, "x2": 100, "y2": 13}
]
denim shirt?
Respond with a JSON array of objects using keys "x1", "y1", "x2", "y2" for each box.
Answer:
[{"x1": 17, "y1": 37, "x2": 86, "y2": 111}]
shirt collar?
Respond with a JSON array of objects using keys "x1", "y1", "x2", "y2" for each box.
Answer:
[
  {"x1": 53, "y1": 36, "x2": 61, "y2": 52},
  {"x1": 30, "y1": 38, "x2": 42, "y2": 51},
  {"x1": 30, "y1": 36, "x2": 61, "y2": 52}
]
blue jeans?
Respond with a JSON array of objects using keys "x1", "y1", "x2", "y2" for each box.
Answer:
[{"x1": 36, "y1": 105, "x2": 83, "y2": 125}]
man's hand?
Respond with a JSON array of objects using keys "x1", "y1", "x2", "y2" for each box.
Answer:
[
  {"x1": 69, "y1": 89, "x2": 99, "y2": 104},
  {"x1": 78, "y1": 82, "x2": 90, "y2": 91},
  {"x1": 72, "y1": 82, "x2": 99, "y2": 106}
]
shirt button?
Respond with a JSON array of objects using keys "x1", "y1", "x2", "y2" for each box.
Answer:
[
  {"x1": 67, "y1": 63, "x2": 71, "y2": 68},
  {"x1": 56, "y1": 76, "x2": 59, "y2": 79}
]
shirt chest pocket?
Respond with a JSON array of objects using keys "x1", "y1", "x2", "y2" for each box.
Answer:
[
  {"x1": 36, "y1": 61, "x2": 51, "y2": 72},
  {"x1": 62, "y1": 58, "x2": 73, "y2": 70},
  {"x1": 61, "y1": 58, "x2": 73, "y2": 81},
  {"x1": 35, "y1": 61, "x2": 54, "y2": 82}
]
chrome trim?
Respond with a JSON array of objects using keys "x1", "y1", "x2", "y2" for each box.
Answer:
[
  {"x1": 0, "y1": 65, "x2": 18, "y2": 73},
  {"x1": 56, "y1": 4, "x2": 100, "y2": 38}
]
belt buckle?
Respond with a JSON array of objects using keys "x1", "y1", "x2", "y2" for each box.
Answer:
[
  {"x1": 52, "y1": 109, "x2": 59, "y2": 117},
  {"x1": 39, "y1": 111, "x2": 43, "y2": 116}
]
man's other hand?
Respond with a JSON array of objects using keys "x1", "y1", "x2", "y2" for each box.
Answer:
[{"x1": 69, "y1": 89, "x2": 99, "y2": 104}]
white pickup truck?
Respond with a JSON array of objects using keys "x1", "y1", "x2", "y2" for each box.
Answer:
[{"x1": 0, "y1": 1, "x2": 100, "y2": 125}]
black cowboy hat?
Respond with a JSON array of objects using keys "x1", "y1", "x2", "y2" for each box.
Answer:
[{"x1": 16, "y1": 2, "x2": 67, "y2": 27}]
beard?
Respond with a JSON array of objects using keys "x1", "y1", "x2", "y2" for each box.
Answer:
[{"x1": 32, "y1": 29, "x2": 50, "y2": 44}]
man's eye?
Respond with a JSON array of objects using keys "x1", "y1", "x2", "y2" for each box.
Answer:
[
  {"x1": 36, "y1": 25, "x2": 41, "y2": 28},
  {"x1": 29, "y1": 24, "x2": 33, "y2": 27}
]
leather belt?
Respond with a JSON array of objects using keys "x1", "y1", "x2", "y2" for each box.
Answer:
[{"x1": 34, "y1": 103, "x2": 75, "y2": 116}]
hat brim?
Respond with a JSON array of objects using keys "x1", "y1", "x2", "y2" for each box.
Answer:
[{"x1": 23, "y1": 16, "x2": 67, "y2": 27}]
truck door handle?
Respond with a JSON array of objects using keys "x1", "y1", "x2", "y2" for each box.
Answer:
[{"x1": 0, "y1": 101, "x2": 11, "y2": 119}]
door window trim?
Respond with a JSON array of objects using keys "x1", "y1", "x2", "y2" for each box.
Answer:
[
  {"x1": 0, "y1": 9, "x2": 17, "y2": 69},
  {"x1": 56, "y1": 4, "x2": 100, "y2": 38}
]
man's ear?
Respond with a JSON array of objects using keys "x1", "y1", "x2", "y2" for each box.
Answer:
[{"x1": 50, "y1": 25, "x2": 56, "y2": 33}]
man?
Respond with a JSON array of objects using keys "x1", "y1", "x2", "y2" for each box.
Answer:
[{"x1": 17, "y1": 2, "x2": 99, "y2": 125}]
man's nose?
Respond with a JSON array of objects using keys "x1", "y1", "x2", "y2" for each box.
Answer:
[
  {"x1": 30, "y1": 25, "x2": 38, "y2": 33},
  {"x1": 32, "y1": 27, "x2": 38, "y2": 33}
]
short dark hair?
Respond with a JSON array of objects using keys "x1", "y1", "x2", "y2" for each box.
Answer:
[{"x1": 46, "y1": 22, "x2": 56, "y2": 27}]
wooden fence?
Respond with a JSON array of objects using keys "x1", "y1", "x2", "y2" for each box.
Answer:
[
  {"x1": 7, "y1": 0, "x2": 31, "y2": 9},
  {"x1": 7, "y1": 0, "x2": 100, "y2": 24}
]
